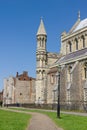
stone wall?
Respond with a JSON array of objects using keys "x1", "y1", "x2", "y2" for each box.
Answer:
[
  {"x1": 59, "y1": 61, "x2": 87, "y2": 110},
  {"x1": 3, "y1": 72, "x2": 36, "y2": 105},
  {"x1": 15, "y1": 77, "x2": 36, "y2": 104},
  {"x1": 60, "y1": 66, "x2": 67, "y2": 104}
]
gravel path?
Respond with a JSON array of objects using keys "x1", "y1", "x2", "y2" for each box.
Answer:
[{"x1": 0, "y1": 108, "x2": 63, "y2": 130}]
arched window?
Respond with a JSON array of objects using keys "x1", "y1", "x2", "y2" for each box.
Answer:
[
  {"x1": 67, "y1": 65, "x2": 72, "y2": 104},
  {"x1": 81, "y1": 36, "x2": 85, "y2": 48},
  {"x1": 50, "y1": 74, "x2": 54, "y2": 84},
  {"x1": 84, "y1": 63, "x2": 87, "y2": 79},
  {"x1": 39, "y1": 38, "x2": 41, "y2": 47},
  {"x1": 83, "y1": 62, "x2": 87, "y2": 104},
  {"x1": 75, "y1": 38, "x2": 78, "y2": 50},
  {"x1": 42, "y1": 38, "x2": 44, "y2": 47},
  {"x1": 67, "y1": 66, "x2": 72, "y2": 82},
  {"x1": 84, "y1": 89, "x2": 87, "y2": 103},
  {"x1": 68, "y1": 41, "x2": 72, "y2": 52}
]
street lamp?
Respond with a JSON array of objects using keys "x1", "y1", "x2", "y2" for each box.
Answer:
[{"x1": 57, "y1": 65, "x2": 61, "y2": 118}]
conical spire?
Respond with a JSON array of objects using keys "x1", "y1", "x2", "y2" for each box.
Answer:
[{"x1": 37, "y1": 18, "x2": 47, "y2": 36}]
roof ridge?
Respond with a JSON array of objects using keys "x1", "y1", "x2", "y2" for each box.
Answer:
[{"x1": 69, "y1": 19, "x2": 80, "y2": 34}]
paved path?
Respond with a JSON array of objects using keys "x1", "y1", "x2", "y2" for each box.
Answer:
[
  {"x1": 28, "y1": 112, "x2": 62, "y2": 130},
  {"x1": 26, "y1": 108, "x2": 87, "y2": 116},
  {"x1": 61, "y1": 111, "x2": 87, "y2": 116},
  {"x1": 0, "y1": 108, "x2": 63, "y2": 130}
]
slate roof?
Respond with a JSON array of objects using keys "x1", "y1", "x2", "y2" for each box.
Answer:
[
  {"x1": 73, "y1": 18, "x2": 87, "y2": 32},
  {"x1": 55, "y1": 48, "x2": 87, "y2": 65}
]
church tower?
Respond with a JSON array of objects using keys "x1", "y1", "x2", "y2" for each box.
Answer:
[{"x1": 36, "y1": 19, "x2": 47, "y2": 104}]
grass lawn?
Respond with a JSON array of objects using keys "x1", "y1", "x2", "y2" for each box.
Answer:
[
  {"x1": 9, "y1": 107, "x2": 87, "y2": 130},
  {"x1": 45, "y1": 112, "x2": 87, "y2": 130},
  {"x1": 0, "y1": 109, "x2": 31, "y2": 130}
]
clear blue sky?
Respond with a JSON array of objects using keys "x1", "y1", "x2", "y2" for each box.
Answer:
[{"x1": 0, "y1": 0, "x2": 87, "y2": 91}]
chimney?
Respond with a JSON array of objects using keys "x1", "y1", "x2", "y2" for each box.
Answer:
[{"x1": 16, "y1": 72, "x2": 19, "y2": 77}]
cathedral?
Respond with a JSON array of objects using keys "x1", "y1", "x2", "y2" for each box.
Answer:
[
  {"x1": 36, "y1": 13, "x2": 87, "y2": 110},
  {"x1": 3, "y1": 13, "x2": 87, "y2": 110}
]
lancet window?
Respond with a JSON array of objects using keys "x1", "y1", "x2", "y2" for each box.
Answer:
[
  {"x1": 84, "y1": 62, "x2": 87, "y2": 79},
  {"x1": 68, "y1": 41, "x2": 72, "y2": 53},
  {"x1": 81, "y1": 35, "x2": 85, "y2": 48},
  {"x1": 67, "y1": 66, "x2": 72, "y2": 83},
  {"x1": 75, "y1": 38, "x2": 78, "y2": 50}
]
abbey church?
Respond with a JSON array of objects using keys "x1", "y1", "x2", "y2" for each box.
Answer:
[
  {"x1": 3, "y1": 13, "x2": 87, "y2": 110},
  {"x1": 36, "y1": 13, "x2": 87, "y2": 110}
]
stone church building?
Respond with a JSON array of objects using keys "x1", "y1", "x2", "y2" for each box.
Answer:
[
  {"x1": 36, "y1": 13, "x2": 87, "y2": 110},
  {"x1": 3, "y1": 13, "x2": 87, "y2": 110}
]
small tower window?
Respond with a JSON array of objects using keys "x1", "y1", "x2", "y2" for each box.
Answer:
[
  {"x1": 42, "y1": 38, "x2": 44, "y2": 47},
  {"x1": 20, "y1": 93, "x2": 22, "y2": 96},
  {"x1": 40, "y1": 38, "x2": 41, "y2": 47}
]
